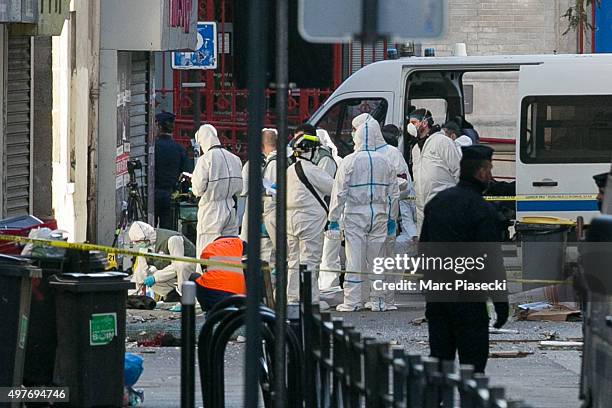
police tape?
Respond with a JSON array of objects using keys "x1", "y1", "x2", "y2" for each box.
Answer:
[
  {"x1": 401, "y1": 194, "x2": 598, "y2": 202},
  {"x1": 0, "y1": 234, "x2": 575, "y2": 285},
  {"x1": 0, "y1": 234, "x2": 223, "y2": 271}
]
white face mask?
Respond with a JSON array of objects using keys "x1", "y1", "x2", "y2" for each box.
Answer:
[
  {"x1": 407, "y1": 123, "x2": 418, "y2": 137},
  {"x1": 133, "y1": 241, "x2": 150, "y2": 250}
]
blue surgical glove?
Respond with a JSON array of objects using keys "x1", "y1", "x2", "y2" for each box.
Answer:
[
  {"x1": 143, "y1": 276, "x2": 156, "y2": 287},
  {"x1": 261, "y1": 223, "x2": 270, "y2": 238},
  {"x1": 387, "y1": 219, "x2": 397, "y2": 236},
  {"x1": 325, "y1": 221, "x2": 341, "y2": 240},
  {"x1": 327, "y1": 221, "x2": 339, "y2": 231}
]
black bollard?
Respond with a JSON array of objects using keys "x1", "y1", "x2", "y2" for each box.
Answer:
[{"x1": 181, "y1": 281, "x2": 196, "y2": 408}]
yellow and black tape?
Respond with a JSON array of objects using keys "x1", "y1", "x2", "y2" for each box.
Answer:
[
  {"x1": 0, "y1": 234, "x2": 573, "y2": 285},
  {"x1": 401, "y1": 194, "x2": 597, "y2": 202}
]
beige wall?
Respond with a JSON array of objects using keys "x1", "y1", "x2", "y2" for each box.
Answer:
[{"x1": 420, "y1": 0, "x2": 577, "y2": 56}]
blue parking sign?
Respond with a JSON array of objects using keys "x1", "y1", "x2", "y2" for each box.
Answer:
[{"x1": 172, "y1": 22, "x2": 217, "y2": 70}]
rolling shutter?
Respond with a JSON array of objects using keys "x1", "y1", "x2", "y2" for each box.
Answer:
[
  {"x1": 129, "y1": 52, "x2": 151, "y2": 208},
  {"x1": 346, "y1": 40, "x2": 387, "y2": 75},
  {"x1": 4, "y1": 36, "x2": 32, "y2": 217}
]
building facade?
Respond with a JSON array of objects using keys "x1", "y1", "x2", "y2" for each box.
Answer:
[{"x1": 0, "y1": 0, "x2": 69, "y2": 220}]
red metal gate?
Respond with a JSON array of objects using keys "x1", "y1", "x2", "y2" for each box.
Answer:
[{"x1": 165, "y1": 0, "x2": 386, "y2": 160}]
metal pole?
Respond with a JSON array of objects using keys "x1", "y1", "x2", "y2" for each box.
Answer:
[
  {"x1": 181, "y1": 281, "x2": 196, "y2": 408},
  {"x1": 245, "y1": 0, "x2": 266, "y2": 405},
  {"x1": 361, "y1": 0, "x2": 379, "y2": 44},
  {"x1": 274, "y1": 0, "x2": 289, "y2": 406},
  {"x1": 191, "y1": 71, "x2": 201, "y2": 132}
]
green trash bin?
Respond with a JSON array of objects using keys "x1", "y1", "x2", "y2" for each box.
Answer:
[
  {"x1": 516, "y1": 217, "x2": 574, "y2": 290},
  {"x1": 50, "y1": 272, "x2": 134, "y2": 407},
  {"x1": 0, "y1": 254, "x2": 41, "y2": 389}
]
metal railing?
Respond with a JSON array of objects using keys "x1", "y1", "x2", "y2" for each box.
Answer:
[
  {"x1": 298, "y1": 266, "x2": 533, "y2": 408},
  {"x1": 197, "y1": 295, "x2": 302, "y2": 408},
  {"x1": 188, "y1": 265, "x2": 534, "y2": 407}
]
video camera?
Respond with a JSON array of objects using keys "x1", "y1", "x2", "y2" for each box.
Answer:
[{"x1": 127, "y1": 159, "x2": 142, "y2": 174}]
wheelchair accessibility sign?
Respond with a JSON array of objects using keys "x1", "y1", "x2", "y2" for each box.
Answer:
[{"x1": 172, "y1": 22, "x2": 217, "y2": 70}]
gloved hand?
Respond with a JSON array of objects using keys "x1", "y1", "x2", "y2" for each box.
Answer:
[
  {"x1": 260, "y1": 223, "x2": 270, "y2": 238},
  {"x1": 387, "y1": 219, "x2": 397, "y2": 236},
  {"x1": 493, "y1": 302, "x2": 509, "y2": 329},
  {"x1": 324, "y1": 221, "x2": 341, "y2": 240},
  {"x1": 143, "y1": 276, "x2": 156, "y2": 287},
  {"x1": 265, "y1": 183, "x2": 277, "y2": 196}
]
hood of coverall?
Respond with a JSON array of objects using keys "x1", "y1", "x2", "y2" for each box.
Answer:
[
  {"x1": 316, "y1": 128, "x2": 340, "y2": 161},
  {"x1": 352, "y1": 113, "x2": 382, "y2": 152},
  {"x1": 195, "y1": 124, "x2": 220, "y2": 152},
  {"x1": 128, "y1": 221, "x2": 157, "y2": 245}
]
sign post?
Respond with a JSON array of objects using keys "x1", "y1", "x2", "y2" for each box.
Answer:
[
  {"x1": 172, "y1": 22, "x2": 218, "y2": 70},
  {"x1": 298, "y1": 0, "x2": 447, "y2": 43}
]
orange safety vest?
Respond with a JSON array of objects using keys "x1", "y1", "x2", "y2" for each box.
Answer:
[{"x1": 195, "y1": 237, "x2": 246, "y2": 295}]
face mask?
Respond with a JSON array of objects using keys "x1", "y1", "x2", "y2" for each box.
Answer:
[
  {"x1": 407, "y1": 123, "x2": 417, "y2": 137},
  {"x1": 133, "y1": 241, "x2": 150, "y2": 250}
]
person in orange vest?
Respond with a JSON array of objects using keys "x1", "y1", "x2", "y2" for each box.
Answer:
[{"x1": 192, "y1": 235, "x2": 247, "y2": 312}]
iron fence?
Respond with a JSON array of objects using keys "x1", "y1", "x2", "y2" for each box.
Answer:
[{"x1": 194, "y1": 266, "x2": 534, "y2": 407}]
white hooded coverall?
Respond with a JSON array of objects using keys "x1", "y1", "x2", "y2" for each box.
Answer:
[
  {"x1": 412, "y1": 131, "x2": 461, "y2": 234},
  {"x1": 315, "y1": 129, "x2": 345, "y2": 290},
  {"x1": 191, "y1": 124, "x2": 243, "y2": 265},
  {"x1": 128, "y1": 221, "x2": 194, "y2": 298},
  {"x1": 352, "y1": 113, "x2": 416, "y2": 309},
  {"x1": 286, "y1": 155, "x2": 334, "y2": 304},
  {"x1": 262, "y1": 150, "x2": 278, "y2": 262},
  {"x1": 328, "y1": 116, "x2": 399, "y2": 310},
  {"x1": 239, "y1": 156, "x2": 275, "y2": 265}
]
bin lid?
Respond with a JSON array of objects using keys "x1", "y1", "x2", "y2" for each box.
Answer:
[
  {"x1": 49, "y1": 272, "x2": 134, "y2": 292},
  {"x1": 519, "y1": 216, "x2": 576, "y2": 226},
  {"x1": 0, "y1": 254, "x2": 42, "y2": 278}
]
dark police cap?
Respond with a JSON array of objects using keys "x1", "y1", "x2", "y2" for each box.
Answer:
[
  {"x1": 155, "y1": 111, "x2": 176, "y2": 124},
  {"x1": 461, "y1": 145, "x2": 494, "y2": 161},
  {"x1": 593, "y1": 172, "x2": 609, "y2": 188}
]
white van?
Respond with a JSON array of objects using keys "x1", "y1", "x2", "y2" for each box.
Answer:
[{"x1": 309, "y1": 54, "x2": 612, "y2": 223}]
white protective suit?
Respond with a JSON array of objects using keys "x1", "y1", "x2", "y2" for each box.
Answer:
[
  {"x1": 315, "y1": 129, "x2": 339, "y2": 178},
  {"x1": 455, "y1": 135, "x2": 473, "y2": 149},
  {"x1": 262, "y1": 150, "x2": 278, "y2": 261},
  {"x1": 412, "y1": 131, "x2": 461, "y2": 234},
  {"x1": 128, "y1": 221, "x2": 194, "y2": 298},
  {"x1": 354, "y1": 114, "x2": 416, "y2": 310},
  {"x1": 239, "y1": 158, "x2": 275, "y2": 265},
  {"x1": 191, "y1": 124, "x2": 243, "y2": 267},
  {"x1": 286, "y1": 155, "x2": 334, "y2": 304},
  {"x1": 316, "y1": 129, "x2": 344, "y2": 290},
  {"x1": 328, "y1": 115, "x2": 399, "y2": 311}
]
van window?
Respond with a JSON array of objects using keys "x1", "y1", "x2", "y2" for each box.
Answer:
[
  {"x1": 520, "y1": 95, "x2": 612, "y2": 164},
  {"x1": 315, "y1": 98, "x2": 388, "y2": 157}
]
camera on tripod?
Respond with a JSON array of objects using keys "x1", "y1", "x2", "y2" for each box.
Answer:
[{"x1": 127, "y1": 158, "x2": 142, "y2": 175}]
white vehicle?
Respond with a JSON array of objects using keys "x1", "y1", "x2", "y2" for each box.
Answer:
[{"x1": 309, "y1": 54, "x2": 612, "y2": 223}]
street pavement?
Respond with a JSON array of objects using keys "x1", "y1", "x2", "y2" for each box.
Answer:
[{"x1": 131, "y1": 302, "x2": 582, "y2": 408}]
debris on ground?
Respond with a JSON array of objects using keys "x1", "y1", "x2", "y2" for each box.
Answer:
[
  {"x1": 517, "y1": 303, "x2": 581, "y2": 322},
  {"x1": 539, "y1": 341, "x2": 583, "y2": 349},
  {"x1": 411, "y1": 317, "x2": 427, "y2": 326},
  {"x1": 489, "y1": 327, "x2": 519, "y2": 334},
  {"x1": 136, "y1": 332, "x2": 181, "y2": 347},
  {"x1": 489, "y1": 350, "x2": 533, "y2": 358}
]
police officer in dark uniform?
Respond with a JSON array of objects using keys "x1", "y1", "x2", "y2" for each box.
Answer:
[
  {"x1": 154, "y1": 112, "x2": 189, "y2": 229},
  {"x1": 419, "y1": 145, "x2": 509, "y2": 373}
]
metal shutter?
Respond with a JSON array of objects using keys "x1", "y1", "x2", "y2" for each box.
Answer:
[
  {"x1": 346, "y1": 40, "x2": 387, "y2": 75},
  {"x1": 4, "y1": 36, "x2": 32, "y2": 217},
  {"x1": 129, "y1": 52, "x2": 151, "y2": 208}
]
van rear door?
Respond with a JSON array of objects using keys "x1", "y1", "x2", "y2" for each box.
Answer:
[{"x1": 516, "y1": 62, "x2": 612, "y2": 222}]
